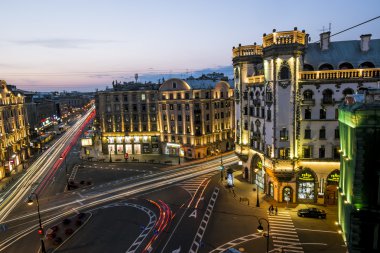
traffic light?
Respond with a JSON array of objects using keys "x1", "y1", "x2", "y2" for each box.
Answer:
[{"x1": 37, "y1": 228, "x2": 44, "y2": 236}]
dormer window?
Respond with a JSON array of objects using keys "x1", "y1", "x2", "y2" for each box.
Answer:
[
  {"x1": 279, "y1": 66, "x2": 290, "y2": 79},
  {"x1": 173, "y1": 82, "x2": 177, "y2": 88}
]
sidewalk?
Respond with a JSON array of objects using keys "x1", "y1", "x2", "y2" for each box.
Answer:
[{"x1": 223, "y1": 168, "x2": 338, "y2": 214}]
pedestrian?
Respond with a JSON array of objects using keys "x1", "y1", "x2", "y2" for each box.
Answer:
[
  {"x1": 275, "y1": 206, "x2": 278, "y2": 215},
  {"x1": 269, "y1": 204, "x2": 274, "y2": 215}
]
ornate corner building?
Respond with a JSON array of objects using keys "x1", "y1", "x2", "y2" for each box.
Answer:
[
  {"x1": 96, "y1": 76, "x2": 235, "y2": 160},
  {"x1": 233, "y1": 28, "x2": 380, "y2": 205},
  {"x1": 0, "y1": 80, "x2": 30, "y2": 180}
]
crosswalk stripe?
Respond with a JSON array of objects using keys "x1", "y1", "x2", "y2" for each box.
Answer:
[{"x1": 269, "y1": 210, "x2": 304, "y2": 253}]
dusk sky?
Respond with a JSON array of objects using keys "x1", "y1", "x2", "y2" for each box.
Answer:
[{"x1": 1, "y1": 0, "x2": 379, "y2": 92}]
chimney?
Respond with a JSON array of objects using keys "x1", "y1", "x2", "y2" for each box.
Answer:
[
  {"x1": 320, "y1": 32, "x2": 331, "y2": 51},
  {"x1": 360, "y1": 34, "x2": 372, "y2": 52}
]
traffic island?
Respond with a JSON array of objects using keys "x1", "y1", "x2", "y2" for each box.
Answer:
[{"x1": 44, "y1": 212, "x2": 92, "y2": 252}]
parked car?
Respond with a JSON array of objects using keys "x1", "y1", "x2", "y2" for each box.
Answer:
[{"x1": 297, "y1": 208, "x2": 326, "y2": 219}]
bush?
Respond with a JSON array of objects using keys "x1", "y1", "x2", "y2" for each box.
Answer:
[
  {"x1": 46, "y1": 232, "x2": 56, "y2": 240},
  {"x1": 65, "y1": 228, "x2": 74, "y2": 236},
  {"x1": 62, "y1": 218, "x2": 71, "y2": 225},
  {"x1": 51, "y1": 225, "x2": 59, "y2": 232},
  {"x1": 53, "y1": 237, "x2": 63, "y2": 245},
  {"x1": 77, "y1": 213, "x2": 86, "y2": 219},
  {"x1": 75, "y1": 220, "x2": 83, "y2": 226}
]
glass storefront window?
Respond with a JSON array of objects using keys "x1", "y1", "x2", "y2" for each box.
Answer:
[
  {"x1": 142, "y1": 136, "x2": 149, "y2": 143},
  {"x1": 134, "y1": 136, "x2": 140, "y2": 143},
  {"x1": 125, "y1": 137, "x2": 131, "y2": 143},
  {"x1": 283, "y1": 187, "x2": 292, "y2": 202},
  {"x1": 116, "y1": 145, "x2": 124, "y2": 154},
  {"x1": 125, "y1": 144, "x2": 132, "y2": 154},
  {"x1": 269, "y1": 182, "x2": 274, "y2": 197},
  {"x1": 108, "y1": 145, "x2": 115, "y2": 154},
  {"x1": 108, "y1": 137, "x2": 115, "y2": 144},
  {"x1": 298, "y1": 182, "x2": 315, "y2": 200},
  {"x1": 116, "y1": 137, "x2": 123, "y2": 143}
]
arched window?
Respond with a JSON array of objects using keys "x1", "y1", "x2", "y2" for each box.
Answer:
[
  {"x1": 339, "y1": 62, "x2": 354, "y2": 70},
  {"x1": 303, "y1": 64, "x2": 314, "y2": 71},
  {"x1": 343, "y1": 88, "x2": 354, "y2": 96},
  {"x1": 279, "y1": 66, "x2": 290, "y2": 79},
  {"x1": 359, "y1": 61, "x2": 375, "y2": 68},
  {"x1": 322, "y1": 89, "x2": 334, "y2": 104},
  {"x1": 319, "y1": 63, "x2": 334, "y2": 70},
  {"x1": 303, "y1": 90, "x2": 313, "y2": 100}
]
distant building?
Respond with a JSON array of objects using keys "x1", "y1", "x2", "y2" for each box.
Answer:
[
  {"x1": 234, "y1": 28, "x2": 380, "y2": 204},
  {"x1": 95, "y1": 74, "x2": 235, "y2": 159},
  {"x1": 338, "y1": 89, "x2": 380, "y2": 253},
  {"x1": 0, "y1": 80, "x2": 30, "y2": 179}
]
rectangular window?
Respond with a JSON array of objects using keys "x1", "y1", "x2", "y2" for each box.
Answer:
[
  {"x1": 185, "y1": 93, "x2": 190, "y2": 99},
  {"x1": 333, "y1": 146, "x2": 340, "y2": 159},
  {"x1": 185, "y1": 104, "x2": 189, "y2": 110},
  {"x1": 261, "y1": 108, "x2": 265, "y2": 118},
  {"x1": 279, "y1": 148, "x2": 289, "y2": 159},
  {"x1": 186, "y1": 115, "x2": 190, "y2": 121},
  {"x1": 320, "y1": 108, "x2": 326, "y2": 119},
  {"x1": 170, "y1": 114, "x2": 175, "y2": 121},
  {"x1": 319, "y1": 146, "x2": 325, "y2": 158},
  {"x1": 177, "y1": 93, "x2": 181, "y2": 99},
  {"x1": 141, "y1": 94, "x2": 146, "y2": 101},
  {"x1": 195, "y1": 92, "x2": 199, "y2": 99},
  {"x1": 177, "y1": 104, "x2": 181, "y2": 110},
  {"x1": 170, "y1": 104, "x2": 174, "y2": 110},
  {"x1": 304, "y1": 129, "x2": 311, "y2": 139},
  {"x1": 305, "y1": 108, "x2": 311, "y2": 119},
  {"x1": 173, "y1": 82, "x2": 177, "y2": 88},
  {"x1": 303, "y1": 146, "x2": 312, "y2": 158},
  {"x1": 178, "y1": 115, "x2": 182, "y2": 121},
  {"x1": 267, "y1": 109, "x2": 271, "y2": 121},
  {"x1": 280, "y1": 128, "x2": 288, "y2": 141},
  {"x1": 319, "y1": 128, "x2": 326, "y2": 139},
  {"x1": 169, "y1": 93, "x2": 174, "y2": 99},
  {"x1": 163, "y1": 115, "x2": 167, "y2": 121},
  {"x1": 162, "y1": 104, "x2": 166, "y2": 110},
  {"x1": 335, "y1": 128, "x2": 339, "y2": 139}
]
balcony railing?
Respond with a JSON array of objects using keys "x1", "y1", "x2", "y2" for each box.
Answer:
[
  {"x1": 247, "y1": 75, "x2": 265, "y2": 84},
  {"x1": 300, "y1": 68, "x2": 380, "y2": 81},
  {"x1": 263, "y1": 30, "x2": 306, "y2": 48},
  {"x1": 232, "y1": 45, "x2": 263, "y2": 58},
  {"x1": 301, "y1": 99, "x2": 315, "y2": 106}
]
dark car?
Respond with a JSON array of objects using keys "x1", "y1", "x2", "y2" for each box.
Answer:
[{"x1": 297, "y1": 208, "x2": 326, "y2": 219}]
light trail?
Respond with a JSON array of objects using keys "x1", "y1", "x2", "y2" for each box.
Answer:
[
  {"x1": 0, "y1": 155, "x2": 238, "y2": 251},
  {"x1": 0, "y1": 107, "x2": 95, "y2": 223}
]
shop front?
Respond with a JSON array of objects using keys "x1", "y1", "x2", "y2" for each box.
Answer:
[
  {"x1": 297, "y1": 168, "x2": 317, "y2": 203},
  {"x1": 251, "y1": 154, "x2": 265, "y2": 190},
  {"x1": 325, "y1": 169, "x2": 340, "y2": 205},
  {"x1": 106, "y1": 135, "x2": 160, "y2": 155},
  {"x1": 282, "y1": 186, "x2": 293, "y2": 203}
]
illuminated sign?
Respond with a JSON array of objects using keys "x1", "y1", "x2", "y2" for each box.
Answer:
[
  {"x1": 327, "y1": 172, "x2": 340, "y2": 183},
  {"x1": 298, "y1": 171, "x2": 314, "y2": 181},
  {"x1": 81, "y1": 138, "x2": 93, "y2": 146},
  {"x1": 167, "y1": 143, "x2": 181, "y2": 148}
]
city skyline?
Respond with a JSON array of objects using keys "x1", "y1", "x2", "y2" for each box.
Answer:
[{"x1": 1, "y1": 0, "x2": 379, "y2": 92}]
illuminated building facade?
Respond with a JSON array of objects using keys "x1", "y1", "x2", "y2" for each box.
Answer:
[
  {"x1": 96, "y1": 82, "x2": 160, "y2": 156},
  {"x1": 158, "y1": 78, "x2": 234, "y2": 159},
  {"x1": 338, "y1": 89, "x2": 380, "y2": 252},
  {"x1": 96, "y1": 76, "x2": 235, "y2": 159},
  {"x1": 234, "y1": 28, "x2": 380, "y2": 204},
  {"x1": 0, "y1": 80, "x2": 30, "y2": 180}
]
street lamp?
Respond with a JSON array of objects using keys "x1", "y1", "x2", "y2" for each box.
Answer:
[
  {"x1": 257, "y1": 218, "x2": 270, "y2": 253},
  {"x1": 59, "y1": 155, "x2": 71, "y2": 190},
  {"x1": 27, "y1": 193, "x2": 47, "y2": 253},
  {"x1": 254, "y1": 168, "x2": 260, "y2": 207}
]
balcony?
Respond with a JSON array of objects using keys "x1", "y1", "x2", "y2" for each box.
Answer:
[
  {"x1": 300, "y1": 68, "x2": 380, "y2": 81},
  {"x1": 232, "y1": 45, "x2": 263, "y2": 58},
  {"x1": 321, "y1": 98, "x2": 335, "y2": 105},
  {"x1": 301, "y1": 98, "x2": 315, "y2": 106},
  {"x1": 263, "y1": 30, "x2": 306, "y2": 48},
  {"x1": 247, "y1": 75, "x2": 264, "y2": 84},
  {"x1": 273, "y1": 170, "x2": 295, "y2": 182}
]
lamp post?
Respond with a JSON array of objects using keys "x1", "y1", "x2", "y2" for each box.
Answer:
[
  {"x1": 257, "y1": 217, "x2": 270, "y2": 253},
  {"x1": 254, "y1": 168, "x2": 260, "y2": 207},
  {"x1": 178, "y1": 146, "x2": 181, "y2": 165},
  {"x1": 59, "y1": 155, "x2": 70, "y2": 190},
  {"x1": 27, "y1": 193, "x2": 47, "y2": 253}
]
